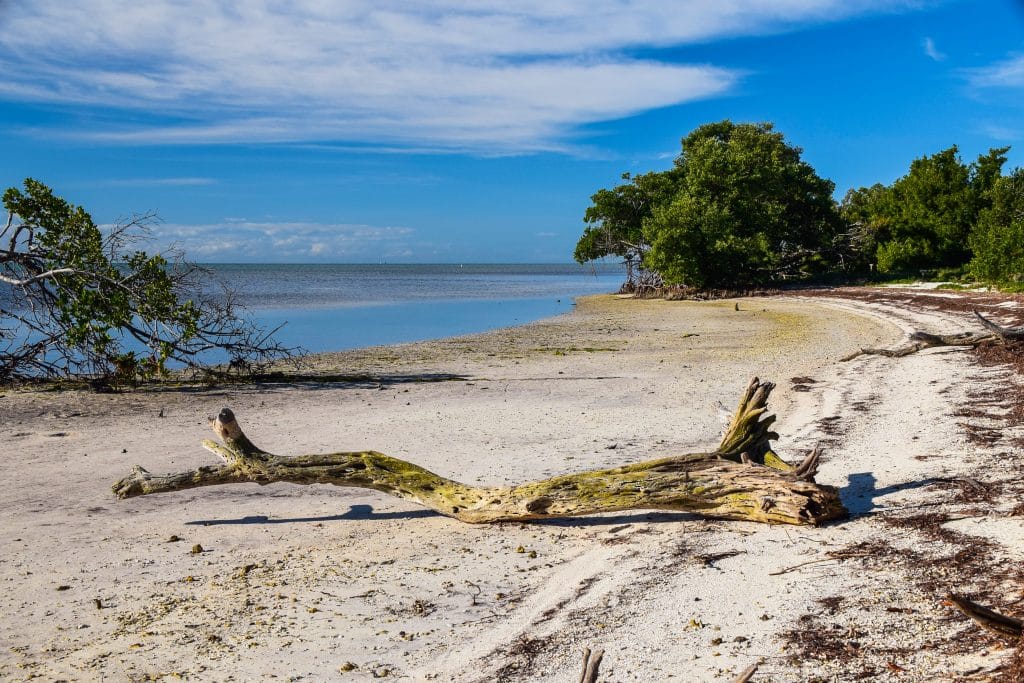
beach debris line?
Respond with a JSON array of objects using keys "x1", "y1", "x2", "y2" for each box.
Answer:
[
  {"x1": 112, "y1": 377, "x2": 846, "y2": 525},
  {"x1": 841, "y1": 310, "x2": 1024, "y2": 361}
]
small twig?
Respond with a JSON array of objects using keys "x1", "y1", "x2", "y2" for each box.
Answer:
[
  {"x1": 697, "y1": 550, "x2": 746, "y2": 569},
  {"x1": 769, "y1": 548, "x2": 874, "y2": 576},
  {"x1": 578, "y1": 647, "x2": 604, "y2": 683},
  {"x1": 768, "y1": 557, "x2": 839, "y2": 576},
  {"x1": 465, "y1": 580, "x2": 482, "y2": 606}
]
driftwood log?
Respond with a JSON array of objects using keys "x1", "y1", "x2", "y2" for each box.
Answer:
[
  {"x1": 946, "y1": 594, "x2": 1023, "y2": 641},
  {"x1": 113, "y1": 377, "x2": 846, "y2": 526},
  {"x1": 842, "y1": 310, "x2": 1024, "y2": 361}
]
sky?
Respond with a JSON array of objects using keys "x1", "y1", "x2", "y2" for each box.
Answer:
[{"x1": 0, "y1": 0, "x2": 1022, "y2": 263}]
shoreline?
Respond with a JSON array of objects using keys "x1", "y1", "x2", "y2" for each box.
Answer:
[{"x1": 2, "y1": 291, "x2": 1021, "y2": 681}]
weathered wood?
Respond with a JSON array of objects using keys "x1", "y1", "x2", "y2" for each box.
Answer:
[
  {"x1": 974, "y1": 310, "x2": 1024, "y2": 341},
  {"x1": 732, "y1": 662, "x2": 760, "y2": 683},
  {"x1": 578, "y1": 647, "x2": 604, "y2": 683},
  {"x1": 113, "y1": 378, "x2": 846, "y2": 526},
  {"x1": 841, "y1": 310, "x2": 1024, "y2": 361},
  {"x1": 946, "y1": 593, "x2": 1023, "y2": 640}
]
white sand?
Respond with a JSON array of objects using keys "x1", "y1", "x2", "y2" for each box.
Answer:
[{"x1": 1, "y1": 294, "x2": 1019, "y2": 681}]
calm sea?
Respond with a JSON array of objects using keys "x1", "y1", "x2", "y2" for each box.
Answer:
[{"x1": 207, "y1": 263, "x2": 624, "y2": 354}]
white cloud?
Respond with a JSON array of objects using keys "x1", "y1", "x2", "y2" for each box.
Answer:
[
  {"x1": 0, "y1": 0, "x2": 921, "y2": 151},
  {"x1": 922, "y1": 37, "x2": 945, "y2": 62},
  {"x1": 967, "y1": 54, "x2": 1024, "y2": 89},
  {"x1": 146, "y1": 220, "x2": 414, "y2": 261}
]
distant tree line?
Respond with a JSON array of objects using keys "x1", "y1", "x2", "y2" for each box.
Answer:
[{"x1": 575, "y1": 120, "x2": 1023, "y2": 291}]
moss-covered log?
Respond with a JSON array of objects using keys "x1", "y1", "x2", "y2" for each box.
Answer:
[{"x1": 113, "y1": 378, "x2": 846, "y2": 526}]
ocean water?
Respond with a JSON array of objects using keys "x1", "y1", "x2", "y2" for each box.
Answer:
[{"x1": 206, "y1": 263, "x2": 624, "y2": 354}]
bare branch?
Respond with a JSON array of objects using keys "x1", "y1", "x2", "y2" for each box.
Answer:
[
  {"x1": 974, "y1": 310, "x2": 1024, "y2": 341},
  {"x1": 0, "y1": 268, "x2": 77, "y2": 287},
  {"x1": 946, "y1": 594, "x2": 1023, "y2": 640}
]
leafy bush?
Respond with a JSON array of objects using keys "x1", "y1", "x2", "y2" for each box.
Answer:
[
  {"x1": 969, "y1": 169, "x2": 1024, "y2": 283},
  {"x1": 1, "y1": 179, "x2": 291, "y2": 384}
]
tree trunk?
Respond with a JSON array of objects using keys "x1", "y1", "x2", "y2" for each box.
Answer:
[{"x1": 113, "y1": 378, "x2": 846, "y2": 526}]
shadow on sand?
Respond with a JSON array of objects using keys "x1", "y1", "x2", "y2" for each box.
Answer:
[
  {"x1": 187, "y1": 504, "x2": 702, "y2": 527},
  {"x1": 840, "y1": 471, "x2": 939, "y2": 516}
]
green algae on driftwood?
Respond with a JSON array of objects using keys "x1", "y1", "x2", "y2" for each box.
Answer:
[{"x1": 113, "y1": 378, "x2": 846, "y2": 526}]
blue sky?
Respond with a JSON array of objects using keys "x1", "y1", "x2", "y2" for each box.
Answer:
[{"x1": 0, "y1": 0, "x2": 1022, "y2": 263}]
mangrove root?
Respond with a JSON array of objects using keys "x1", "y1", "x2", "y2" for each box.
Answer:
[
  {"x1": 113, "y1": 377, "x2": 846, "y2": 526},
  {"x1": 841, "y1": 311, "x2": 1021, "y2": 361}
]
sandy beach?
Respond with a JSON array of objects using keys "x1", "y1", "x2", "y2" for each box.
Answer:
[{"x1": 2, "y1": 291, "x2": 1022, "y2": 682}]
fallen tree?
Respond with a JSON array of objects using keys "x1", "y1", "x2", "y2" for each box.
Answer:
[
  {"x1": 113, "y1": 378, "x2": 846, "y2": 525},
  {"x1": 841, "y1": 310, "x2": 1024, "y2": 361}
]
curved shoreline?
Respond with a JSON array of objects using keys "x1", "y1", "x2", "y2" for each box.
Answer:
[{"x1": 1, "y1": 292, "x2": 1018, "y2": 681}]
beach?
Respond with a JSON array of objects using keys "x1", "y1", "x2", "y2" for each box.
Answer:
[{"x1": 1, "y1": 291, "x2": 1022, "y2": 682}]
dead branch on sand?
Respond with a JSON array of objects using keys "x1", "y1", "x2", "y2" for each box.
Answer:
[
  {"x1": 841, "y1": 311, "x2": 1024, "y2": 361},
  {"x1": 113, "y1": 378, "x2": 845, "y2": 526},
  {"x1": 578, "y1": 647, "x2": 604, "y2": 683},
  {"x1": 946, "y1": 594, "x2": 1023, "y2": 640}
]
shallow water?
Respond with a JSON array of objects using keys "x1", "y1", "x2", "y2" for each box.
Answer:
[{"x1": 206, "y1": 263, "x2": 623, "y2": 353}]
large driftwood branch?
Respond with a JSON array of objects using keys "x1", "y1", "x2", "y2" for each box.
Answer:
[
  {"x1": 841, "y1": 311, "x2": 1021, "y2": 361},
  {"x1": 113, "y1": 378, "x2": 846, "y2": 526}
]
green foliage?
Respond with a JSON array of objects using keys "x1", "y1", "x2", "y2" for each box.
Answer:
[
  {"x1": 875, "y1": 236, "x2": 935, "y2": 274},
  {"x1": 848, "y1": 146, "x2": 1009, "y2": 273},
  {"x1": 575, "y1": 122, "x2": 1017, "y2": 291},
  {"x1": 968, "y1": 168, "x2": 1024, "y2": 282},
  {"x1": 1, "y1": 179, "x2": 288, "y2": 384},
  {"x1": 838, "y1": 183, "x2": 893, "y2": 270},
  {"x1": 573, "y1": 169, "x2": 681, "y2": 264},
  {"x1": 643, "y1": 121, "x2": 841, "y2": 288}
]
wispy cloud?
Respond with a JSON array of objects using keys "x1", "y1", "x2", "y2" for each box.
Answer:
[
  {"x1": 147, "y1": 220, "x2": 414, "y2": 261},
  {"x1": 922, "y1": 37, "x2": 945, "y2": 62},
  {"x1": 0, "y1": 1, "x2": 922, "y2": 152},
  {"x1": 966, "y1": 54, "x2": 1024, "y2": 89},
  {"x1": 101, "y1": 177, "x2": 217, "y2": 187},
  {"x1": 977, "y1": 122, "x2": 1022, "y2": 142}
]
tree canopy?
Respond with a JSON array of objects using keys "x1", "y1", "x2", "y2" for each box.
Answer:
[
  {"x1": 645, "y1": 121, "x2": 840, "y2": 288},
  {"x1": 1, "y1": 179, "x2": 290, "y2": 384},
  {"x1": 576, "y1": 120, "x2": 841, "y2": 289},
  {"x1": 576, "y1": 120, "x2": 1020, "y2": 290},
  {"x1": 574, "y1": 170, "x2": 682, "y2": 263},
  {"x1": 968, "y1": 167, "x2": 1024, "y2": 282},
  {"x1": 573, "y1": 169, "x2": 681, "y2": 290},
  {"x1": 850, "y1": 145, "x2": 1010, "y2": 273}
]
